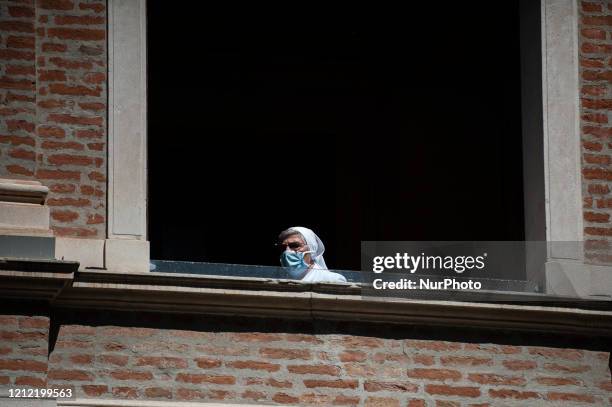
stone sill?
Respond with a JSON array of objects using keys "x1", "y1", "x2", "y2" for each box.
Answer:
[{"x1": 0, "y1": 260, "x2": 611, "y2": 337}]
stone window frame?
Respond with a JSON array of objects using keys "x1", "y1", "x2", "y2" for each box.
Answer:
[{"x1": 106, "y1": 0, "x2": 608, "y2": 297}]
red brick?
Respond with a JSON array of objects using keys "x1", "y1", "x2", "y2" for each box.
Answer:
[
  {"x1": 226, "y1": 360, "x2": 280, "y2": 372},
  {"x1": 426, "y1": 384, "x2": 480, "y2": 398},
  {"x1": 303, "y1": 379, "x2": 358, "y2": 389},
  {"x1": 37, "y1": 99, "x2": 66, "y2": 109},
  {"x1": 546, "y1": 392, "x2": 595, "y2": 403},
  {"x1": 7, "y1": 119, "x2": 35, "y2": 133},
  {"x1": 242, "y1": 390, "x2": 267, "y2": 401},
  {"x1": 69, "y1": 354, "x2": 93, "y2": 364},
  {"x1": 407, "y1": 368, "x2": 461, "y2": 381},
  {"x1": 18, "y1": 317, "x2": 47, "y2": 329},
  {"x1": 7, "y1": 36, "x2": 34, "y2": 49},
  {"x1": 38, "y1": 69, "x2": 66, "y2": 82},
  {"x1": 42, "y1": 141, "x2": 84, "y2": 151},
  {"x1": 79, "y1": 2, "x2": 105, "y2": 13},
  {"x1": 14, "y1": 376, "x2": 46, "y2": 387},
  {"x1": 468, "y1": 373, "x2": 525, "y2": 386},
  {"x1": 48, "y1": 83, "x2": 101, "y2": 97},
  {"x1": 52, "y1": 226, "x2": 97, "y2": 237},
  {"x1": 112, "y1": 387, "x2": 138, "y2": 399},
  {"x1": 339, "y1": 351, "x2": 367, "y2": 362},
  {"x1": 83, "y1": 72, "x2": 105, "y2": 84},
  {"x1": 0, "y1": 134, "x2": 36, "y2": 147},
  {"x1": 583, "y1": 16, "x2": 612, "y2": 26},
  {"x1": 0, "y1": 316, "x2": 18, "y2": 326},
  {"x1": 49, "y1": 57, "x2": 94, "y2": 70},
  {"x1": 406, "y1": 340, "x2": 461, "y2": 351},
  {"x1": 42, "y1": 43, "x2": 67, "y2": 53},
  {"x1": 585, "y1": 153, "x2": 612, "y2": 165},
  {"x1": 338, "y1": 336, "x2": 384, "y2": 348},
  {"x1": 75, "y1": 46, "x2": 101, "y2": 58},
  {"x1": 287, "y1": 364, "x2": 340, "y2": 376},
  {"x1": 583, "y1": 98, "x2": 612, "y2": 109},
  {"x1": 38, "y1": 126, "x2": 66, "y2": 138},
  {"x1": 6, "y1": 164, "x2": 33, "y2": 176},
  {"x1": 334, "y1": 395, "x2": 361, "y2": 405},
  {"x1": 144, "y1": 387, "x2": 172, "y2": 399},
  {"x1": 543, "y1": 363, "x2": 590, "y2": 373},
  {"x1": 364, "y1": 397, "x2": 399, "y2": 407},
  {"x1": 55, "y1": 15, "x2": 105, "y2": 25},
  {"x1": 364, "y1": 381, "x2": 418, "y2": 392},
  {"x1": 98, "y1": 354, "x2": 128, "y2": 366},
  {"x1": 75, "y1": 129, "x2": 103, "y2": 139},
  {"x1": 47, "y1": 153, "x2": 94, "y2": 166},
  {"x1": 413, "y1": 354, "x2": 435, "y2": 365},
  {"x1": 229, "y1": 332, "x2": 282, "y2": 342},
  {"x1": 267, "y1": 378, "x2": 292, "y2": 388},
  {"x1": 584, "y1": 168, "x2": 612, "y2": 180},
  {"x1": 79, "y1": 102, "x2": 105, "y2": 111},
  {"x1": 8, "y1": 6, "x2": 34, "y2": 18},
  {"x1": 502, "y1": 359, "x2": 537, "y2": 370},
  {"x1": 0, "y1": 21, "x2": 34, "y2": 34},
  {"x1": 86, "y1": 213, "x2": 104, "y2": 224},
  {"x1": 101, "y1": 327, "x2": 156, "y2": 337},
  {"x1": 48, "y1": 369, "x2": 92, "y2": 380},
  {"x1": 8, "y1": 148, "x2": 35, "y2": 161},
  {"x1": 260, "y1": 347, "x2": 310, "y2": 360},
  {"x1": 535, "y1": 377, "x2": 581, "y2": 386},
  {"x1": 135, "y1": 357, "x2": 187, "y2": 369},
  {"x1": 110, "y1": 370, "x2": 153, "y2": 381},
  {"x1": 0, "y1": 107, "x2": 35, "y2": 116},
  {"x1": 80, "y1": 185, "x2": 103, "y2": 196},
  {"x1": 273, "y1": 393, "x2": 299, "y2": 404},
  {"x1": 194, "y1": 358, "x2": 221, "y2": 369},
  {"x1": 582, "y1": 2, "x2": 603, "y2": 12},
  {"x1": 176, "y1": 373, "x2": 235, "y2": 385},
  {"x1": 176, "y1": 388, "x2": 204, "y2": 400},
  {"x1": 528, "y1": 347, "x2": 583, "y2": 361},
  {"x1": 581, "y1": 58, "x2": 605, "y2": 68},
  {"x1": 583, "y1": 125, "x2": 612, "y2": 138},
  {"x1": 284, "y1": 334, "x2": 323, "y2": 343},
  {"x1": 47, "y1": 197, "x2": 90, "y2": 207},
  {"x1": 47, "y1": 28, "x2": 105, "y2": 41},
  {"x1": 39, "y1": 0, "x2": 74, "y2": 10},
  {"x1": 0, "y1": 330, "x2": 46, "y2": 341},
  {"x1": 440, "y1": 356, "x2": 492, "y2": 366},
  {"x1": 584, "y1": 211, "x2": 610, "y2": 222},
  {"x1": 4, "y1": 65, "x2": 35, "y2": 76},
  {"x1": 82, "y1": 385, "x2": 108, "y2": 397},
  {"x1": 87, "y1": 142, "x2": 105, "y2": 151},
  {"x1": 582, "y1": 113, "x2": 608, "y2": 123}
]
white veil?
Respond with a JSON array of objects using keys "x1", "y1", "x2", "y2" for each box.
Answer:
[{"x1": 287, "y1": 226, "x2": 328, "y2": 270}]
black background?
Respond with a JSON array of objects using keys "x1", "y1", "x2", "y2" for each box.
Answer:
[{"x1": 147, "y1": 3, "x2": 527, "y2": 270}]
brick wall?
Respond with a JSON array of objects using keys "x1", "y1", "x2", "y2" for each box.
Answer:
[
  {"x1": 0, "y1": 314, "x2": 50, "y2": 389},
  {"x1": 1, "y1": 310, "x2": 610, "y2": 406},
  {"x1": 0, "y1": 0, "x2": 106, "y2": 238},
  {"x1": 45, "y1": 327, "x2": 612, "y2": 406},
  {"x1": 581, "y1": 1, "x2": 612, "y2": 256}
]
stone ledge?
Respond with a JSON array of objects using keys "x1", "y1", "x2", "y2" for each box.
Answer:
[
  {"x1": 0, "y1": 262, "x2": 610, "y2": 337},
  {"x1": 0, "y1": 178, "x2": 48, "y2": 204}
]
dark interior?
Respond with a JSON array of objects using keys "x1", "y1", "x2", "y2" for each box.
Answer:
[{"x1": 147, "y1": 2, "x2": 531, "y2": 271}]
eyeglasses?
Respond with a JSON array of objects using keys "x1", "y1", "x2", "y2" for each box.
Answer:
[{"x1": 275, "y1": 242, "x2": 304, "y2": 251}]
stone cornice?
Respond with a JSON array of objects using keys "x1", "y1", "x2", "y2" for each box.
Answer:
[
  {"x1": 0, "y1": 178, "x2": 49, "y2": 204},
  {"x1": 0, "y1": 261, "x2": 611, "y2": 337}
]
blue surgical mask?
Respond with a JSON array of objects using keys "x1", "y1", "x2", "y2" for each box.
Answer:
[{"x1": 280, "y1": 250, "x2": 311, "y2": 279}]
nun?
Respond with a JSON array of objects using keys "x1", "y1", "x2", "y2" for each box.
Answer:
[{"x1": 277, "y1": 226, "x2": 347, "y2": 283}]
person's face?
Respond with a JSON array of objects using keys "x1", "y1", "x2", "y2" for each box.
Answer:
[{"x1": 282, "y1": 234, "x2": 313, "y2": 265}]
